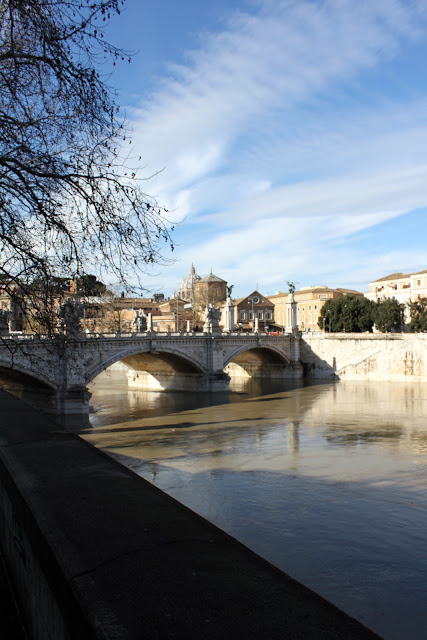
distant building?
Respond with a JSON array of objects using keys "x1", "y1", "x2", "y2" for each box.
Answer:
[
  {"x1": 79, "y1": 296, "x2": 154, "y2": 333},
  {"x1": 268, "y1": 286, "x2": 364, "y2": 332},
  {"x1": 0, "y1": 284, "x2": 25, "y2": 333},
  {"x1": 232, "y1": 291, "x2": 274, "y2": 331},
  {"x1": 365, "y1": 270, "x2": 427, "y2": 323},
  {"x1": 366, "y1": 270, "x2": 427, "y2": 304},
  {"x1": 178, "y1": 264, "x2": 201, "y2": 303},
  {"x1": 178, "y1": 266, "x2": 228, "y2": 328},
  {"x1": 194, "y1": 270, "x2": 227, "y2": 307},
  {"x1": 158, "y1": 297, "x2": 193, "y2": 332}
]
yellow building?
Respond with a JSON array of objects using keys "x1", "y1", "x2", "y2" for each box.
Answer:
[{"x1": 267, "y1": 286, "x2": 364, "y2": 332}]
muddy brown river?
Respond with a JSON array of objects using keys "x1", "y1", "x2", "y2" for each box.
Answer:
[{"x1": 80, "y1": 371, "x2": 427, "y2": 640}]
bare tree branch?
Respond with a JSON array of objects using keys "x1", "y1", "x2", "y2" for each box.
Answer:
[{"x1": 0, "y1": 0, "x2": 175, "y2": 332}]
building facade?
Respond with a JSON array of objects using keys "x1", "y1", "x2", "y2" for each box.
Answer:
[
  {"x1": 268, "y1": 286, "x2": 364, "y2": 332},
  {"x1": 365, "y1": 271, "x2": 427, "y2": 319},
  {"x1": 178, "y1": 266, "x2": 228, "y2": 329},
  {"x1": 194, "y1": 271, "x2": 227, "y2": 307},
  {"x1": 232, "y1": 291, "x2": 274, "y2": 331}
]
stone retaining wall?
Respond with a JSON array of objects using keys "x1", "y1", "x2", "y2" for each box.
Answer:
[{"x1": 301, "y1": 333, "x2": 427, "y2": 380}]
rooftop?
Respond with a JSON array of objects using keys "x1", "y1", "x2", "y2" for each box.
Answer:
[
  {"x1": 372, "y1": 269, "x2": 427, "y2": 283},
  {"x1": 199, "y1": 270, "x2": 227, "y2": 284}
]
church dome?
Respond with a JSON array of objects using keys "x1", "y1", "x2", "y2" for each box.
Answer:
[{"x1": 179, "y1": 264, "x2": 201, "y2": 302}]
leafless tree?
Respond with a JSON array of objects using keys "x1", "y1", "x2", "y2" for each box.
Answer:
[{"x1": 0, "y1": 0, "x2": 174, "y2": 332}]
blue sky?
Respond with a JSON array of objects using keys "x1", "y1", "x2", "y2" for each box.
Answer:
[{"x1": 104, "y1": 0, "x2": 427, "y2": 298}]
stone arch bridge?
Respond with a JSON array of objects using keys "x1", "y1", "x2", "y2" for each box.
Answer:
[{"x1": 0, "y1": 333, "x2": 302, "y2": 416}]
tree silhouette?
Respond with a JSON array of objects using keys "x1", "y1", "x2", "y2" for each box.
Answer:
[{"x1": 0, "y1": 1, "x2": 174, "y2": 331}]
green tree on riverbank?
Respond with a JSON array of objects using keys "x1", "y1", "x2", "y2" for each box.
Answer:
[
  {"x1": 408, "y1": 298, "x2": 427, "y2": 332},
  {"x1": 319, "y1": 295, "x2": 410, "y2": 333},
  {"x1": 318, "y1": 296, "x2": 376, "y2": 332},
  {"x1": 374, "y1": 298, "x2": 405, "y2": 333}
]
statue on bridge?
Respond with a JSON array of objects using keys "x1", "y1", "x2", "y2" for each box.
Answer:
[
  {"x1": 57, "y1": 298, "x2": 84, "y2": 336},
  {"x1": 226, "y1": 284, "x2": 234, "y2": 301},
  {"x1": 132, "y1": 310, "x2": 147, "y2": 333},
  {"x1": 203, "y1": 304, "x2": 221, "y2": 334},
  {"x1": 286, "y1": 280, "x2": 297, "y2": 294}
]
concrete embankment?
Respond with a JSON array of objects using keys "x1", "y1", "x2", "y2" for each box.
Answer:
[
  {"x1": 302, "y1": 332, "x2": 427, "y2": 380},
  {"x1": 0, "y1": 390, "x2": 382, "y2": 639}
]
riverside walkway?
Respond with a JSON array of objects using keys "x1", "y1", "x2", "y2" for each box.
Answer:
[
  {"x1": 0, "y1": 389, "x2": 382, "y2": 639},
  {"x1": 0, "y1": 553, "x2": 26, "y2": 638}
]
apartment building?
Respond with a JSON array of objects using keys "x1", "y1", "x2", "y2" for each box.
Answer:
[{"x1": 366, "y1": 270, "x2": 427, "y2": 305}]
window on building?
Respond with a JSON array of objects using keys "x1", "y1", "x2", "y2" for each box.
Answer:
[
  {"x1": 258, "y1": 311, "x2": 263, "y2": 320},
  {"x1": 266, "y1": 311, "x2": 272, "y2": 320},
  {"x1": 248, "y1": 311, "x2": 253, "y2": 320},
  {"x1": 417, "y1": 279, "x2": 421, "y2": 286},
  {"x1": 239, "y1": 311, "x2": 246, "y2": 320}
]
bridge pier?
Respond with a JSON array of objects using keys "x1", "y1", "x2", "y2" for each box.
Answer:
[{"x1": 55, "y1": 386, "x2": 92, "y2": 420}]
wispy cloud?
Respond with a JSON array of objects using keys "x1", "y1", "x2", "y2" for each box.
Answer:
[{"x1": 128, "y1": 0, "x2": 427, "y2": 294}]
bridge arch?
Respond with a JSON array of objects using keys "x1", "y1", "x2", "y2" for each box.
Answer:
[
  {"x1": 224, "y1": 344, "x2": 291, "y2": 367},
  {"x1": 86, "y1": 344, "x2": 206, "y2": 383},
  {"x1": 0, "y1": 362, "x2": 58, "y2": 391},
  {"x1": 0, "y1": 364, "x2": 60, "y2": 415},
  {"x1": 86, "y1": 343, "x2": 208, "y2": 392},
  {"x1": 224, "y1": 345, "x2": 292, "y2": 380}
]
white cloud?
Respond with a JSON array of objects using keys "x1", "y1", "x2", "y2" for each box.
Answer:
[
  {"x1": 131, "y1": 1, "x2": 427, "y2": 183},
  {"x1": 125, "y1": 0, "x2": 427, "y2": 295},
  {"x1": 206, "y1": 164, "x2": 427, "y2": 226}
]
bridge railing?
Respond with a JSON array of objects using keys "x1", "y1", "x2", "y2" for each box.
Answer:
[{"x1": 0, "y1": 330, "x2": 292, "y2": 342}]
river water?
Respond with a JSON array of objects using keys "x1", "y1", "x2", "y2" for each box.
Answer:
[{"x1": 81, "y1": 370, "x2": 427, "y2": 640}]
